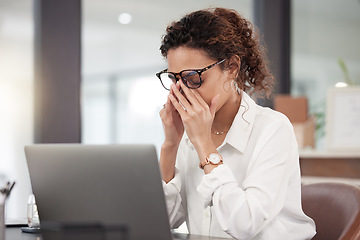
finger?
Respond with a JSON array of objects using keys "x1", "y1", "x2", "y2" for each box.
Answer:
[
  {"x1": 209, "y1": 94, "x2": 220, "y2": 116},
  {"x1": 177, "y1": 80, "x2": 201, "y2": 108},
  {"x1": 169, "y1": 93, "x2": 187, "y2": 117},
  {"x1": 190, "y1": 88, "x2": 210, "y2": 110},
  {"x1": 160, "y1": 97, "x2": 168, "y2": 114},
  {"x1": 161, "y1": 96, "x2": 178, "y2": 127},
  {"x1": 171, "y1": 83, "x2": 193, "y2": 111},
  {"x1": 165, "y1": 94, "x2": 171, "y2": 109},
  {"x1": 166, "y1": 91, "x2": 178, "y2": 112},
  {"x1": 160, "y1": 98, "x2": 169, "y2": 117},
  {"x1": 160, "y1": 95, "x2": 174, "y2": 118}
]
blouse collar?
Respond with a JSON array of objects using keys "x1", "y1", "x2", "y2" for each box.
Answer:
[{"x1": 224, "y1": 91, "x2": 256, "y2": 153}]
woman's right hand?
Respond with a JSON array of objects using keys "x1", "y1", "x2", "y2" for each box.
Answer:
[
  {"x1": 159, "y1": 86, "x2": 184, "y2": 147},
  {"x1": 159, "y1": 86, "x2": 184, "y2": 183}
]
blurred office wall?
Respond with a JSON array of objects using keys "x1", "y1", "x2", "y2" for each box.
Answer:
[
  {"x1": 0, "y1": 0, "x2": 251, "y2": 221},
  {"x1": 81, "y1": 0, "x2": 252, "y2": 152},
  {"x1": 1, "y1": 0, "x2": 359, "y2": 221},
  {"x1": 0, "y1": 0, "x2": 33, "y2": 221},
  {"x1": 291, "y1": 0, "x2": 360, "y2": 148},
  {"x1": 82, "y1": 0, "x2": 360, "y2": 150}
]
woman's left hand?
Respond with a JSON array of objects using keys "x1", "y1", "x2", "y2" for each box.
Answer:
[{"x1": 168, "y1": 80, "x2": 219, "y2": 149}]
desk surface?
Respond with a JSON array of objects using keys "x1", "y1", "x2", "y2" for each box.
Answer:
[
  {"x1": 299, "y1": 149, "x2": 360, "y2": 158},
  {"x1": 6, "y1": 226, "x2": 228, "y2": 240},
  {"x1": 299, "y1": 151, "x2": 360, "y2": 179}
]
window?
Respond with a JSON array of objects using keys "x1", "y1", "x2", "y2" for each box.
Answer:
[
  {"x1": 291, "y1": 0, "x2": 360, "y2": 148},
  {"x1": 0, "y1": 0, "x2": 33, "y2": 222},
  {"x1": 82, "y1": 0, "x2": 252, "y2": 154}
]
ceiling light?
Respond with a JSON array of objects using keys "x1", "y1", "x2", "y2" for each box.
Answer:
[
  {"x1": 118, "y1": 13, "x2": 132, "y2": 25},
  {"x1": 335, "y1": 81, "x2": 348, "y2": 88}
]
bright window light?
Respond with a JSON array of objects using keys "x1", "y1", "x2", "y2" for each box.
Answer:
[
  {"x1": 128, "y1": 77, "x2": 168, "y2": 117},
  {"x1": 335, "y1": 81, "x2": 348, "y2": 88},
  {"x1": 118, "y1": 13, "x2": 132, "y2": 25}
]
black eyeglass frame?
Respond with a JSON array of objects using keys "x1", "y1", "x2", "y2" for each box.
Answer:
[{"x1": 156, "y1": 59, "x2": 226, "y2": 90}]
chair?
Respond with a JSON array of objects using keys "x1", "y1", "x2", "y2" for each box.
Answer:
[{"x1": 301, "y1": 182, "x2": 360, "y2": 240}]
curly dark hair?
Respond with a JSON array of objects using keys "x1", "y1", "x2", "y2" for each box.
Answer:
[{"x1": 160, "y1": 7, "x2": 274, "y2": 97}]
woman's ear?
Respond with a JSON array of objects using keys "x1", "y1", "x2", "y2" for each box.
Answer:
[{"x1": 226, "y1": 55, "x2": 241, "y2": 79}]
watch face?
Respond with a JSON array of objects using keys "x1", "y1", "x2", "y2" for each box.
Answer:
[{"x1": 209, "y1": 153, "x2": 221, "y2": 164}]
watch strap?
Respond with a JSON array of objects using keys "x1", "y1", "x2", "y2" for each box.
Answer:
[{"x1": 199, "y1": 154, "x2": 223, "y2": 169}]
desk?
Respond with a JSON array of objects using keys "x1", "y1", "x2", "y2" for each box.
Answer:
[
  {"x1": 6, "y1": 227, "x2": 41, "y2": 240},
  {"x1": 300, "y1": 150, "x2": 360, "y2": 186},
  {"x1": 6, "y1": 226, "x2": 228, "y2": 240}
]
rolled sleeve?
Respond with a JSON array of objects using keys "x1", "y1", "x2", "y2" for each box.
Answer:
[
  {"x1": 162, "y1": 168, "x2": 185, "y2": 227},
  {"x1": 163, "y1": 168, "x2": 182, "y2": 194},
  {"x1": 196, "y1": 164, "x2": 238, "y2": 207}
]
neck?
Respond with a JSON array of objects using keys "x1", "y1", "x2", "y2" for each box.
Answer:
[{"x1": 212, "y1": 92, "x2": 241, "y2": 133}]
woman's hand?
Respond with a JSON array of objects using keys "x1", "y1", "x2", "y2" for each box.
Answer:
[
  {"x1": 168, "y1": 81, "x2": 219, "y2": 150},
  {"x1": 159, "y1": 86, "x2": 185, "y2": 148}
]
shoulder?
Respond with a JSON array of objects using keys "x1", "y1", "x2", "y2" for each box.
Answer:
[
  {"x1": 240, "y1": 92, "x2": 294, "y2": 139},
  {"x1": 250, "y1": 104, "x2": 296, "y2": 146},
  {"x1": 242, "y1": 92, "x2": 292, "y2": 130},
  {"x1": 255, "y1": 104, "x2": 293, "y2": 131},
  {"x1": 250, "y1": 105, "x2": 299, "y2": 162}
]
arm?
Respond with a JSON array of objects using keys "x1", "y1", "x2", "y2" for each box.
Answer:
[
  {"x1": 161, "y1": 142, "x2": 187, "y2": 228},
  {"x1": 198, "y1": 119, "x2": 298, "y2": 239},
  {"x1": 160, "y1": 143, "x2": 179, "y2": 183},
  {"x1": 159, "y1": 85, "x2": 184, "y2": 183},
  {"x1": 168, "y1": 81, "x2": 221, "y2": 174},
  {"x1": 159, "y1": 86, "x2": 186, "y2": 227}
]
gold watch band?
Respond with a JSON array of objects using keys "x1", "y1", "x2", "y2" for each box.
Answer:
[{"x1": 199, "y1": 154, "x2": 223, "y2": 169}]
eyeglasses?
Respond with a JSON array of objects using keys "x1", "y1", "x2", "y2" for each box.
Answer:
[{"x1": 156, "y1": 59, "x2": 225, "y2": 91}]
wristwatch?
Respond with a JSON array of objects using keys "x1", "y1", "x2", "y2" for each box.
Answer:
[{"x1": 199, "y1": 153, "x2": 223, "y2": 169}]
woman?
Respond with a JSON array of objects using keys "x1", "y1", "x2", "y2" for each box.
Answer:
[{"x1": 157, "y1": 7, "x2": 316, "y2": 240}]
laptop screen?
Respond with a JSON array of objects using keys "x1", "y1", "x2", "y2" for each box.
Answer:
[{"x1": 25, "y1": 144, "x2": 173, "y2": 240}]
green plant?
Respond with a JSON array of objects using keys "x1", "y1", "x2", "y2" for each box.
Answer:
[
  {"x1": 338, "y1": 58, "x2": 354, "y2": 85},
  {"x1": 310, "y1": 99, "x2": 326, "y2": 141}
]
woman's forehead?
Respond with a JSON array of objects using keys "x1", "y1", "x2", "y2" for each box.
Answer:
[{"x1": 167, "y1": 47, "x2": 214, "y2": 71}]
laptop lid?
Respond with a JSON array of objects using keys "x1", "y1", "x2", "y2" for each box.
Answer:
[{"x1": 25, "y1": 144, "x2": 173, "y2": 240}]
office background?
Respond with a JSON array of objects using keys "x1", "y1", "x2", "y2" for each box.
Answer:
[{"x1": 1, "y1": 0, "x2": 359, "y2": 222}]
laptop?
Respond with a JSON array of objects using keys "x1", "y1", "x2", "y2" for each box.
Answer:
[{"x1": 25, "y1": 144, "x2": 174, "y2": 240}]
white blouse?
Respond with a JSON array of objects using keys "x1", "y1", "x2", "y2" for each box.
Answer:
[{"x1": 162, "y1": 91, "x2": 316, "y2": 240}]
